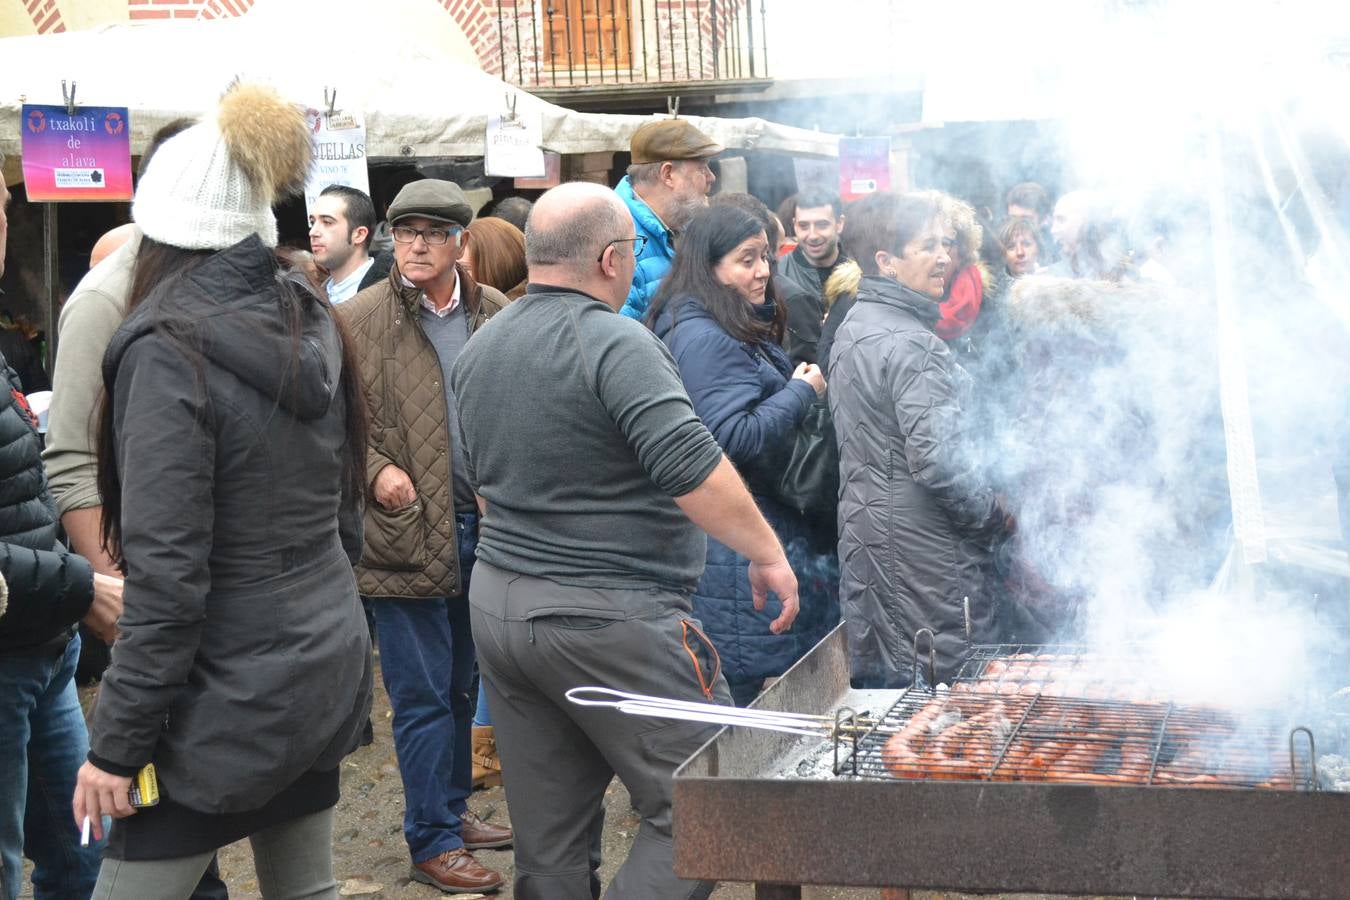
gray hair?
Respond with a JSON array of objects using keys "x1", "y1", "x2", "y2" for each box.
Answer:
[
  {"x1": 525, "y1": 195, "x2": 628, "y2": 273},
  {"x1": 626, "y1": 161, "x2": 664, "y2": 187}
]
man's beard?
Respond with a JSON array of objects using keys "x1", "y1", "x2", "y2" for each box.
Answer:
[
  {"x1": 667, "y1": 193, "x2": 709, "y2": 233},
  {"x1": 804, "y1": 241, "x2": 838, "y2": 265}
]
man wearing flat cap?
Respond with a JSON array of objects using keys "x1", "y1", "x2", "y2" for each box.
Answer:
[
  {"x1": 616, "y1": 118, "x2": 723, "y2": 320},
  {"x1": 338, "y1": 179, "x2": 514, "y2": 894}
]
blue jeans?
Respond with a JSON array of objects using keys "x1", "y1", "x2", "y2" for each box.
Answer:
[
  {"x1": 370, "y1": 512, "x2": 479, "y2": 863},
  {"x1": 473, "y1": 679, "x2": 492, "y2": 728},
  {"x1": 1, "y1": 634, "x2": 105, "y2": 900}
]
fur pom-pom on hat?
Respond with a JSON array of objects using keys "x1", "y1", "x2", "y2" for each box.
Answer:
[
  {"x1": 217, "y1": 83, "x2": 311, "y2": 199},
  {"x1": 133, "y1": 82, "x2": 312, "y2": 251}
]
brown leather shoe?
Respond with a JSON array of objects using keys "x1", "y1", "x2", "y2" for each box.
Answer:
[
  {"x1": 460, "y1": 809, "x2": 513, "y2": 849},
  {"x1": 411, "y1": 848, "x2": 503, "y2": 894}
]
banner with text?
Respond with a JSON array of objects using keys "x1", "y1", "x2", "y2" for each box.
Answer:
[
  {"x1": 838, "y1": 136, "x2": 892, "y2": 202},
  {"x1": 304, "y1": 109, "x2": 369, "y2": 218},
  {"x1": 21, "y1": 104, "x2": 133, "y2": 202}
]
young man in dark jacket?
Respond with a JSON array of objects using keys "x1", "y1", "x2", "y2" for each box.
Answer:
[{"x1": 777, "y1": 191, "x2": 849, "y2": 365}]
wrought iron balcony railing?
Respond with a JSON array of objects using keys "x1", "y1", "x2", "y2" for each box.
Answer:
[{"x1": 495, "y1": 0, "x2": 769, "y2": 90}]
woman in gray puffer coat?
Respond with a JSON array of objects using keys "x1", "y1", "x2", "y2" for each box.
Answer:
[{"x1": 827, "y1": 192, "x2": 1013, "y2": 688}]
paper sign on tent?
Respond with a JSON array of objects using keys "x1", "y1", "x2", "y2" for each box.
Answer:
[
  {"x1": 304, "y1": 109, "x2": 370, "y2": 219},
  {"x1": 21, "y1": 104, "x2": 133, "y2": 202},
  {"x1": 485, "y1": 112, "x2": 545, "y2": 179}
]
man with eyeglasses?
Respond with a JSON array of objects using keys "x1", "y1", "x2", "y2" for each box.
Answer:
[
  {"x1": 616, "y1": 119, "x2": 722, "y2": 320},
  {"x1": 452, "y1": 181, "x2": 799, "y2": 899},
  {"x1": 337, "y1": 179, "x2": 514, "y2": 894}
]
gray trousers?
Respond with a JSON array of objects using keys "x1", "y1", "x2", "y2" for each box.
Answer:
[
  {"x1": 91, "y1": 807, "x2": 336, "y2": 900},
  {"x1": 469, "y1": 562, "x2": 728, "y2": 900}
]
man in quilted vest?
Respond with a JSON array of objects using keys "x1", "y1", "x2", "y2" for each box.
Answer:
[
  {"x1": 616, "y1": 119, "x2": 722, "y2": 320},
  {"x1": 337, "y1": 179, "x2": 513, "y2": 894}
]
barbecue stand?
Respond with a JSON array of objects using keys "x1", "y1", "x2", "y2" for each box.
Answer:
[{"x1": 671, "y1": 625, "x2": 1350, "y2": 899}]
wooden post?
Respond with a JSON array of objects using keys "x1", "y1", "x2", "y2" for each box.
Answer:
[
  {"x1": 43, "y1": 204, "x2": 58, "y2": 367},
  {"x1": 753, "y1": 884, "x2": 802, "y2": 899}
]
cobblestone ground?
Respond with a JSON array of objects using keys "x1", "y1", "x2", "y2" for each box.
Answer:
[{"x1": 37, "y1": 663, "x2": 1120, "y2": 900}]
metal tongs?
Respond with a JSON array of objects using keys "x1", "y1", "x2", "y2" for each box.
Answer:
[{"x1": 566, "y1": 686, "x2": 877, "y2": 737}]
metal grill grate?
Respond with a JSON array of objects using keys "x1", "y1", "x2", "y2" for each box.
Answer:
[
  {"x1": 834, "y1": 690, "x2": 1312, "y2": 789},
  {"x1": 950, "y1": 644, "x2": 1173, "y2": 701}
]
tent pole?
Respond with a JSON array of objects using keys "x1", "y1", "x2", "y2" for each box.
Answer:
[{"x1": 43, "y1": 203, "x2": 57, "y2": 368}]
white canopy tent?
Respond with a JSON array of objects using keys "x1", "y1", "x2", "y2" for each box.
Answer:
[{"x1": 0, "y1": 0, "x2": 839, "y2": 163}]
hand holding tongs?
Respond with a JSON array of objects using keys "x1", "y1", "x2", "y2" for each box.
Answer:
[{"x1": 565, "y1": 686, "x2": 876, "y2": 737}]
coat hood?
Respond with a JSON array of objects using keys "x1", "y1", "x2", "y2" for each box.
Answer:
[
  {"x1": 825, "y1": 261, "x2": 943, "y2": 325},
  {"x1": 855, "y1": 273, "x2": 942, "y2": 330},
  {"x1": 104, "y1": 235, "x2": 343, "y2": 421},
  {"x1": 823, "y1": 260, "x2": 862, "y2": 312},
  {"x1": 649, "y1": 292, "x2": 779, "y2": 344},
  {"x1": 649, "y1": 292, "x2": 715, "y2": 341}
]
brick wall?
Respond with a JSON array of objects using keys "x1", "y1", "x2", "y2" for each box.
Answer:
[
  {"x1": 26, "y1": 0, "x2": 66, "y2": 33},
  {"x1": 114, "y1": 0, "x2": 750, "y2": 85},
  {"x1": 127, "y1": 0, "x2": 256, "y2": 22},
  {"x1": 442, "y1": 0, "x2": 503, "y2": 73},
  {"x1": 483, "y1": 0, "x2": 538, "y2": 83}
]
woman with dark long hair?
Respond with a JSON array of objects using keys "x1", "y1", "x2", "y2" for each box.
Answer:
[
  {"x1": 72, "y1": 83, "x2": 373, "y2": 899},
  {"x1": 647, "y1": 206, "x2": 839, "y2": 706}
]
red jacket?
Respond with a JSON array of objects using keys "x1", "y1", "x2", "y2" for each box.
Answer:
[{"x1": 936, "y1": 264, "x2": 984, "y2": 340}]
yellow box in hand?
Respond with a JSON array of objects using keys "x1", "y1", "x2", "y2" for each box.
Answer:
[{"x1": 129, "y1": 763, "x2": 159, "y2": 808}]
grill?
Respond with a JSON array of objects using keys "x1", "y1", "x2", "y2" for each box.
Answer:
[
  {"x1": 954, "y1": 642, "x2": 1174, "y2": 699},
  {"x1": 672, "y1": 625, "x2": 1350, "y2": 898},
  {"x1": 829, "y1": 635, "x2": 1316, "y2": 789},
  {"x1": 836, "y1": 691, "x2": 1309, "y2": 789}
]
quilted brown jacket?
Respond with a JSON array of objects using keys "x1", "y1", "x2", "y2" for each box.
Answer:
[{"x1": 338, "y1": 264, "x2": 509, "y2": 599}]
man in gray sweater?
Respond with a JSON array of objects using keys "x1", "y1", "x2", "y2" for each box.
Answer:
[{"x1": 452, "y1": 182, "x2": 799, "y2": 900}]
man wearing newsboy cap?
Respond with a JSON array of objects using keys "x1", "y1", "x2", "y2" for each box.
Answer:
[
  {"x1": 337, "y1": 179, "x2": 515, "y2": 893},
  {"x1": 616, "y1": 119, "x2": 723, "y2": 320}
]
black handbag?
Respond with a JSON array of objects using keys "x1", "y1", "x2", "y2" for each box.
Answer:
[{"x1": 775, "y1": 396, "x2": 839, "y2": 515}]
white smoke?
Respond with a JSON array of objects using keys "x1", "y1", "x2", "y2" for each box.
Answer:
[{"x1": 931, "y1": 2, "x2": 1350, "y2": 727}]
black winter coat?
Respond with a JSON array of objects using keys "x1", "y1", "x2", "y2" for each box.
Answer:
[
  {"x1": 818, "y1": 290, "x2": 856, "y2": 378},
  {"x1": 0, "y1": 359, "x2": 93, "y2": 654},
  {"x1": 778, "y1": 248, "x2": 847, "y2": 367},
  {"x1": 89, "y1": 236, "x2": 373, "y2": 814},
  {"x1": 829, "y1": 276, "x2": 1007, "y2": 686}
]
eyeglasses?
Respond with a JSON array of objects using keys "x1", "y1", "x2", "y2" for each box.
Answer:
[
  {"x1": 597, "y1": 235, "x2": 647, "y2": 262},
  {"x1": 391, "y1": 224, "x2": 462, "y2": 246}
]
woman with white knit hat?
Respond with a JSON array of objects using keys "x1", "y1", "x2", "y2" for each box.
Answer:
[{"x1": 71, "y1": 83, "x2": 374, "y2": 899}]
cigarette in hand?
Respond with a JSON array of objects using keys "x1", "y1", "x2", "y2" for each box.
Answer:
[{"x1": 80, "y1": 815, "x2": 91, "y2": 847}]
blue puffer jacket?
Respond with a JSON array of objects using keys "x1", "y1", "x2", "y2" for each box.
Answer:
[
  {"x1": 616, "y1": 176, "x2": 676, "y2": 321},
  {"x1": 652, "y1": 296, "x2": 840, "y2": 689}
]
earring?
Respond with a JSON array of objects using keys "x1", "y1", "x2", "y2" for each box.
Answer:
[{"x1": 885, "y1": 269, "x2": 897, "y2": 278}]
